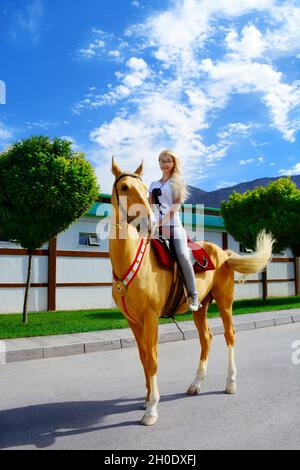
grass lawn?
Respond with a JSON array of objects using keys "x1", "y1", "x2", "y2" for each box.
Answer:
[{"x1": 0, "y1": 296, "x2": 300, "y2": 340}]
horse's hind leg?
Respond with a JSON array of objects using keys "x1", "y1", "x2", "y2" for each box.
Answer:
[{"x1": 187, "y1": 294, "x2": 213, "y2": 395}]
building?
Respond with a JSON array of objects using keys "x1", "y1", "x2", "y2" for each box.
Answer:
[{"x1": 0, "y1": 194, "x2": 299, "y2": 314}]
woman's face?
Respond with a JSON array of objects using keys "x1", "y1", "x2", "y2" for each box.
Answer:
[{"x1": 159, "y1": 154, "x2": 174, "y2": 173}]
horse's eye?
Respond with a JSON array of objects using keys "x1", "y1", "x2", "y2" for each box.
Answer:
[{"x1": 121, "y1": 184, "x2": 128, "y2": 191}]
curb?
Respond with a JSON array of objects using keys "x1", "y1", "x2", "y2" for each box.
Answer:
[{"x1": 1, "y1": 311, "x2": 300, "y2": 364}]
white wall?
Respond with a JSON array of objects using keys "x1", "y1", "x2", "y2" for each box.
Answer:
[
  {"x1": 204, "y1": 230, "x2": 223, "y2": 247},
  {"x1": 228, "y1": 234, "x2": 240, "y2": 252},
  {"x1": 268, "y1": 261, "x2": 294, "y2": 280},
  {"x1": 234, "y1": 282, "x2": 263, "y2": 300},
  {"x1": 57, "y1": 257, "x2": 112, "y2": 284},
  {"x1": 0, "y1": 254, "x2": 48, "y2": 284},
  {"x1": 0, "y1": 287, "x2": 48, "y2": 314},
  {"x1": 0, "y1": 254, "x2": 48, "y2": 313},
  {"x1": 268, "y1": 281, "x2": 295, "y2": 297},
  {"x1": 56, "y1": 286, "x2": 116, "y2": 310}
]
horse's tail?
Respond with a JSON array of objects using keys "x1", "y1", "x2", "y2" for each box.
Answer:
[{"x1": 226, "y1": 230, "x2": 275, "y2": 274}]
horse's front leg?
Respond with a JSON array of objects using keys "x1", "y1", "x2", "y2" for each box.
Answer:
[
  {"x1": 187, "y1": 297, "x2": 212, "y2": 395},
  {"x1": 141, "y1": 315, "x2": 159, "y2": 426},
  {"x1": 127, "y1": 320, "x2": 151, "y2": 408},
  {"x1": 141, "y1": 375, "x2": 159, "y2": 426}
]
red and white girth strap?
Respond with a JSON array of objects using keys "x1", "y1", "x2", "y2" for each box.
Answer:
[{"x1": 112, "y1": 237, "x2": 149, "y2": 316}]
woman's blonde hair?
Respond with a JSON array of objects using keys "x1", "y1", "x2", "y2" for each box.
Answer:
[{"x1": 159, "y1": 149, "x2": 190, "y2": 203}]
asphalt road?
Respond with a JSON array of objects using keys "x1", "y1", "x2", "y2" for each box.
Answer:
[{"x1": 0, "y1": 323, "x2": 299, "y2": 450}]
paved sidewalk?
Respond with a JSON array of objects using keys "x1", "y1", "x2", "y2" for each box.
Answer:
[{"x1": 1, "y1": 309, "x2": 300, "y2": 364}]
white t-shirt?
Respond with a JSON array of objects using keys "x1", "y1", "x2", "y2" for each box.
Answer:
[{"x1": 149, "y1": 179, "x2": 182, "y2": 227}]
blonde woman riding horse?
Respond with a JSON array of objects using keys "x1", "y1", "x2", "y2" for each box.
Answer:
[
  {"x1": 149, "y1": 150, "x2": 201, "y2": 312},
  {"x1": 109, "y1": 157, "x2": 274, "y2": 426}
]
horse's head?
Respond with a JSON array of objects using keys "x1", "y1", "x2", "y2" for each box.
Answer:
[{"x1": 111, "y1": 157, "x2": 156, "y2": 238}]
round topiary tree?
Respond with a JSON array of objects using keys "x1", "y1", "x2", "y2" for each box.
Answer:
[
  {"x1": 0, "y1": 135, "x2": 99, "y2": 323},
  {"x1": 221, "y1": 177, "x2": 300, "y2": 256}
]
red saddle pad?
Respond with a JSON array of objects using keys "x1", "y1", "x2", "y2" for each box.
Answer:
[{"x1": 151, "y1": 237, "x2": 215, "y2": 273}]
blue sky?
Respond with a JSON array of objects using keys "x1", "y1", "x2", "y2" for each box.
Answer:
[{"x1": 0, "y1": 0, "x2": 300, "y2": 194}]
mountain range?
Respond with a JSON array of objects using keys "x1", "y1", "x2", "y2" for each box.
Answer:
[{"x1": 186, "y1": 175, "x2": 300, "y2": 209}]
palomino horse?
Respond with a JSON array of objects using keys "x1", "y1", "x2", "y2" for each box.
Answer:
[{"x1": 109, "y1": 158, "x2": 274, "y2": 426}]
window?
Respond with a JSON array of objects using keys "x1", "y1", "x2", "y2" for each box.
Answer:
[{"x1": 79, "y1": 233, "x2": 100, "y2": 246}]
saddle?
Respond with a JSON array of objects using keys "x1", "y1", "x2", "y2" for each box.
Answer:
[{"x1": 151, "y1": 237, "x2": 215, "y2": 318}]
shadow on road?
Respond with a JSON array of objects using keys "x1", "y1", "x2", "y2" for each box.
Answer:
[
  {"x1": 0, "y1": 391, "x2": 224, "y2": 449},
  {"x1": 0, "y1": 398, "x2": 140, "y2": 449}
]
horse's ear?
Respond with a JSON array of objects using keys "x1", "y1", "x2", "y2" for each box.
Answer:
[
  {"x1": 111, "y1": 156, "x2": 122, "y2": 178},
  {"x1": 134, "y1": 159, "x2": 144, "y2": 177}
]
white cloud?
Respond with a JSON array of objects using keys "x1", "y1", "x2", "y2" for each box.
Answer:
[
  {"x1": 76, "y1": 29, "x2": 129, "y2": 62},
  {"x1": 239, "y1": 158, "x2": 255, "y2": 165},
  {"x1": 25, "y1": 120, "x2": 58, "y2": 130},
  {"x1": 131, "y1": 0, "x2": 275, "y2": 74},
  {"x1": 0, "y1": 122, "x2": 14, "y2": 152},
  {"x1": 199, "y1": 58, "x2": 300, "y2": 142},
  {"x1": 131, "y1": 0, "x2": 211, "y2": 74},
  {"x1": 239, "y1": 156, "x2": 264, "y2": 165},
  {"x1": 14, "y1": 0, "x2": 43, "y2": 44},
  {"x1": 203, "y1": 0, "x2": 274, "y2": 16},
  {"x1": 215, "y1": 180, "x2": 239, "y2": 190},
  {"x1": 0, "y1": 122, "x2": 13, "y2": 141},
  {"x1": 108, "y1": 50, "x2": 121, "y2": 58},
  {"x1": 278, "y1": 163, "x2": 300, "y2": 176},
  {"x1": 79, "y1": 37, "x2": 105, "y2": 59},
  {"x1": 126, "y1": 1, "x2": 300, "y2": 142},
  {"x1": 122, "y1": 57, "x2": 149, "y2": 87},
  {"x1": 72, "y1": 0, "x2": 300, "y2": 191},
  {"x1": 73, "y1": 57, "x2": 150, "y2": 112},
  {"x1": 60, "y1": 136, "x2": 84, "y2": 153},
  {"x1": 225, "y1": 25, "x2": 266, "y2": 59},
  {"x1": 218, "y1": 122, "x2": 258, "y2": 140},
  {"x1": 89, "y1": 82, "x2": 236, "y2": 192},
  {"x1": 265, "y1": 4, "x2": 300, "y2": 56}
]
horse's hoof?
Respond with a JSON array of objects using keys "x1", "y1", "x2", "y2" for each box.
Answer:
[
  {"x1": 225, "y1": 382, "x2": 237, "y2": 394},
  {"x1": 186, "y1": 384, "x2": 201, "y2": 395},
  {"x1": 141, "y1": 414, "x2": 158, "y2": 426}
]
